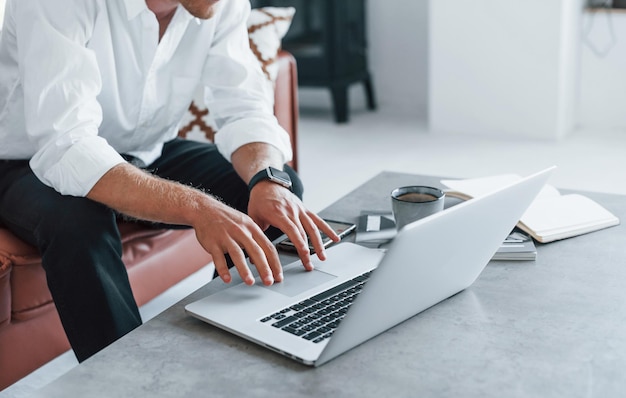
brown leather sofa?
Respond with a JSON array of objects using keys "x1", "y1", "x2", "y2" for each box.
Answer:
[{"x1": 0, "y1": 50, "x2": 299, "y2": 391}]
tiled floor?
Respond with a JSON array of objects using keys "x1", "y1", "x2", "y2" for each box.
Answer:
[{"x1": 3, "y1": 106, "x2": 626, "y2": 397}]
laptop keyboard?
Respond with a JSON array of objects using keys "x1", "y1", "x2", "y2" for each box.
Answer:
[{"x1": 259, "y1": 271, "x2": 372, "y2": 344}]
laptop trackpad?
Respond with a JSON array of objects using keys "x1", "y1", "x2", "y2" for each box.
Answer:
[{"x1": 260, "y1": 267, "x2": 336, "y2": 297}]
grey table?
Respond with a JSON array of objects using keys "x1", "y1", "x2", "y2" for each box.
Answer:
[{"x1": 31, "y1": 172, "x2": 626, "y2": 398}]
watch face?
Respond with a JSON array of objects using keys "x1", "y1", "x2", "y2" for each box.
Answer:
[{"x1": 268, "y1": 167, "x2": 292, "y2": 188}]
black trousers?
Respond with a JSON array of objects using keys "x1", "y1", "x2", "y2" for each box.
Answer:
[{"x1": 0, "y1": 138, "x2": 302, "y2": 362}]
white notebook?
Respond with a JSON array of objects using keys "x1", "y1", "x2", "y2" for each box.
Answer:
[{"x1": 441, "y1": 174, "x2": 620, "y2": 243}]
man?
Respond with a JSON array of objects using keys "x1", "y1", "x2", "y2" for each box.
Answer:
[{"x1": 0, "y1": 0, "x2": 339, "y2": 362}]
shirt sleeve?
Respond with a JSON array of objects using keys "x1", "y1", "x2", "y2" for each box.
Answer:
[
  {"x1": 202, "y1": 0, "x2": 293, "y2": 165},
  {"x1": 15, "y1": 0, "x2": 125, "y2": 197}
]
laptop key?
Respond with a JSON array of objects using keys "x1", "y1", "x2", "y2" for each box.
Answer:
[
  {"x1": 289, "y1": 321, "x2": 304, "y2": 329},
  {"x1": 272, "y1": 316, "x2": 298, "y2": 328},
  {"x1": 303, "y1": 331, "x2": 322, "y2": 340},
  {"x1": 310, "y1": 278, "x2": 361, "y2": 302},
  {"x1": 283, "y1": 326, "x2": 307, "y2": 336},
  {"x1": 317, "y1": 326, "x2": 332, "y2": 334},
  {"x1": 327, "y1": 321, "x2": 341, "y2": 329}
]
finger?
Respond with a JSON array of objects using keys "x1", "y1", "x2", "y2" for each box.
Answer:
[
  {"x1": 280, "y1": 210, "x2": 307, "y2": 244},
  {"x1": 312, "y1": 213, "x2": 341, "y2": 242},
  {"x1": 304, "y1": 213, "x2": 344, "y2": 261},
  {"x1": 243, "y1": 236, "x2": 279, "y2": 285},
  {"x1": 252, "y1": 232, "x2": 284, "y2": 283},
  {"x1": 211, "y1": 252, "x2": 232, "y2": 284},
  {"x1": 239, "y1": 220, "x2": 283, "y2": 284},
  {"x1": 224, "y1": 242, "x2": 256, "y2": 286},
  {"x1": 292, "y1": 235, "x2": 314, "y2": 271},
  {"x1": 249, "y1": 213, "x2": 270, "y2": 233},
  {"x1": 278, "y1": 217, "x2": 315, "y2": 270},
  {"x1": 299, "y1": 215, "x2": 326, "y2": 260}
]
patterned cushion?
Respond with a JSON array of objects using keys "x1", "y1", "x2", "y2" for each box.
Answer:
[
  {"x1": 248, "y1": 7, "x2": 296, "y2": 83},
  {"x1": 178, "y1": 7, "x2": 296, "y2": 143}
]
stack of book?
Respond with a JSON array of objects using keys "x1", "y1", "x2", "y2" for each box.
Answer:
[{"x1": 492, "y1": 229, "x2": 537, "y2": 261}]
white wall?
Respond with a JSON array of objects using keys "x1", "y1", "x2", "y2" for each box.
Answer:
[
  {"x1": 367, "y1": 0, "x2": 429, "y2": 118},
  {"x1": 429, "y1": 0, "x2": 585, "y2": 140},
  {"x1": 579, "y1": 9, "x2": 626, "y2": 130}
]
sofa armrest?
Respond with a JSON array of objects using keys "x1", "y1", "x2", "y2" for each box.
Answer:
[
  {"x1": 274, "y1": 50, "x2": 299, "y2": 171},
  {"x1": 0, "y1": 253, "x2": 11, "y2": 329}
]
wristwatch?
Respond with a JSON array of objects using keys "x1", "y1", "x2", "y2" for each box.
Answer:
[{"x1": 248, "y1": 166, "x2": 292, "y2": 191}]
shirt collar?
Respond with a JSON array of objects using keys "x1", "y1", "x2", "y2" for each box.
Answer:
[
  {"x1": 124, "y1": 0, "x2": 148, "y2": 21},
  {"x1": 124, "y1": 0, "x2": 199, "y2": 24},
  {"x1": 174, "y1": 5, "x2": 199, "y2": 25}
]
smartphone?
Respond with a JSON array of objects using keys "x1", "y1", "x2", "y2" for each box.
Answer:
[{"x1": 276, "y1": 219, "x2": 356, "y2": 254}]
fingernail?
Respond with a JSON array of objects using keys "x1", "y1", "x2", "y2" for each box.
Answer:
[{"x1": 263, "y1": 276, "x2": 274, "y2": 285}]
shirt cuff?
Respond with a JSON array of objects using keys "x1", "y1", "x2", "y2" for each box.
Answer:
[
  {"x1": 214, "y1": 117, "x2": 293, "y2": 164},
  {"x1": 31, "y1": 136, "x2": 126, "y2": 197}
]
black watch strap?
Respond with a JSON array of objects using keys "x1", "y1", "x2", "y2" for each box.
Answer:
[{"x1": 248, "y1": 167, "x2": 292, "y2": 191}]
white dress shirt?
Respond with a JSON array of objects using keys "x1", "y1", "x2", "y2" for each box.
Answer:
[{"x1": 0, "y1": 0, "x2": 292, "y2": 197}]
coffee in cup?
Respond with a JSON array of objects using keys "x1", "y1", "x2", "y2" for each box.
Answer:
[
  {"x1": 394, "y1": 192, "x2": 439, "y2": 203},
  {"x1": 391, "y1": 186, "x2": 445, "y2": 230}
]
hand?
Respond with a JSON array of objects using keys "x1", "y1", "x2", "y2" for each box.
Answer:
[
  {"x1": 192, "y1": 197, "x2": 283, "y2": 286},
  {"x1": 87, "y1": 163, "x2": 282, "y2": 286},
  {"x1": 247, "y1": 181, "x2": 341, "y2": 270}
]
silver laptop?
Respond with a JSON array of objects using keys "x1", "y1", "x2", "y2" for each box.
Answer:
[{"x1": 185, "y1": 167, "x2": 554, "y2": 366}]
